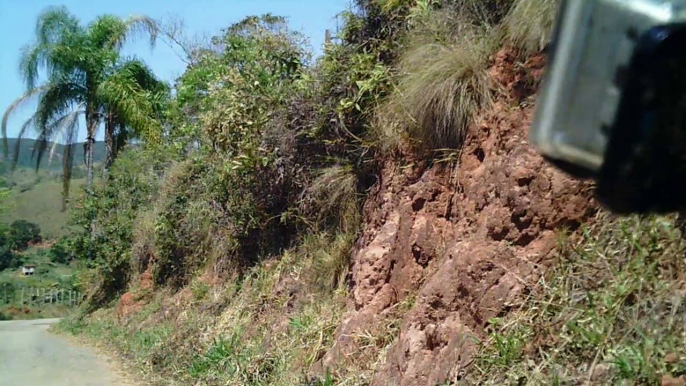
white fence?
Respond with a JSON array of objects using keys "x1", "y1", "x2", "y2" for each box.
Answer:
[{"x1": 1, "y1": 284, "x2": 82, "y2": 308}]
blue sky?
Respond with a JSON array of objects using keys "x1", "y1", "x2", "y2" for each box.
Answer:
[{"x1": 0, "y1": 0, "x2": 350, "y2": 142}]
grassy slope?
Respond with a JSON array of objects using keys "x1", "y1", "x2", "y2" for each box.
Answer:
[
  {"x1": 0, "y1": 137, "x2": 105, "y2": 239},
  {"x1": 55, "y1": 215, "x2": 686, "y2": 385},
  {"x1": 58, "y1": 232, "x2": 355, "y2": 385},
  {"x1": 469, "y1": 215, "x2": 686, "y2": 384},
  {"x1": 4, "y1": 177, "x2": 87, "y2": 239},
  {"x1": 2, "y1": 164, "x2": 93, "y2": 239}
]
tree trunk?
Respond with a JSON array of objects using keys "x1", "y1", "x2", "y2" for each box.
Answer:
[
  {"x1": 103, "y1": 112, "x2": 115, "y2": 179},
  {"x1": 60, "y1": 143, "x2": 74, "y2": 212},
  {"x1": 85, "y1": 109, "x2": 98, "y2": 188}
]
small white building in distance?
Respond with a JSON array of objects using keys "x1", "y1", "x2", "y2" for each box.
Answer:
[{"x1": 21, "y1": 265, "x2": 36, "y2": 276}]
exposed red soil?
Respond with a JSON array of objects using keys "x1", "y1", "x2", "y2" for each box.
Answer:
[{"x1": 317, "y1": 49, "x2": 597, "y2": 385}]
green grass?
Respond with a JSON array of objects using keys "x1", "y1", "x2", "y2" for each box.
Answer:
[{"x1": 469, "y1": 214, "x2": 686, "y2": 385}]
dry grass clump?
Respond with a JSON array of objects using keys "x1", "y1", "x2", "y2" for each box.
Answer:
[
  {"x1": 299, "y1": 165, "x2": 360, "y2": 233},
  {"x1": 130, "y1": 209, "x2": 156, "y2": 275},
  {"x1": 502, "y1": 0, "x2": 560, "y2": 55},
  {"x1": 376, "y1": 6, "x2": 496, "y2": 152},
  {"x1": 376, "y1": 0, "x2": 561, "y2": 153}
]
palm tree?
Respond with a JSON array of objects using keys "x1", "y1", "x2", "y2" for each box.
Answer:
[
  {"x1": 1, "y1": 6, "x2": 165, "y2": 208},
  {"x1": 98, "y1": 58, "x2": 170, "y2": 176}
]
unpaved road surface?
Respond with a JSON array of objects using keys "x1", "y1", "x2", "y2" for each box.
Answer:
[{"x1": 0, "y1": 318, "x2": 135, "y2": 386}]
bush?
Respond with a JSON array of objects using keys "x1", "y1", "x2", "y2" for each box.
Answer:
[
  {"x1": 0, "y1": 246, "x2": 20, "y2": 271},
  {"x1": 49, "y1": 237, "x2": 71, "y2": 265},
  {"x1": 9, "y1": 220, "x2": 41, "y2": 250},
  {"x1": 69, "y1": 148, "x2": 170, "y2": 307},
  {"x1": 0, "y1": 224, "x2": 22, "y2": 271},
  {"x1": 299, "y1": 165, "x2": 360, "y2": 233},
  {"x1": 152, "y1": 155, "x2": 294, "y2": 288}
]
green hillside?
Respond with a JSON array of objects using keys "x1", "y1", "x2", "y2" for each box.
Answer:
[
  {"x1": 0, "y1": 138, "x2": 103, "y2": 239},
  {"x1": 1, "y1": 138, "x2": 106, "y2": 172},
  {"x1": 4, "y1": 177, "x2": 87, "y2": 239}
]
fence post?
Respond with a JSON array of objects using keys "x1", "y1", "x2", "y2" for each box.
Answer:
[
  {"x1": 3, "y1": 283, "x2": 6, "y2": 305},
  {"x1": 20, "y1": 287, "x2": 24, "y2": 306}
]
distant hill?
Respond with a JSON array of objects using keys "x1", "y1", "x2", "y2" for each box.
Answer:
[
  {"x1": 0, "y1": 139, "x2": 107, "y2": 239},
  {"x1": 0, "y1": 138, "x2": 106, "y2": 173}
]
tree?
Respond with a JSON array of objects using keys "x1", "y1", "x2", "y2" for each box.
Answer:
[
  {"x1": 0, "y1": 185, "x2": 19, "y2": 271},
  {"x1": 49, "y1": 237, "x2": 71, "y2": 264},
  {"x1": 1, "y1": 7, "x2": 166, "y2": 208},
  {"x1": 9, "y1": 220, "x2": 41, "y2": 250},
  {"x1": 98, "y1": 59, "x2": 170, "y2": 176}
]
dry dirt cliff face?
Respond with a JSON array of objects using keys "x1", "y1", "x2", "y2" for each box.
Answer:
[{"x1": 318, "y1": 49, "x2": 597, "y2": 385}]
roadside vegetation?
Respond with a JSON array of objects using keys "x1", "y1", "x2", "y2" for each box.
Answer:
[
  {"x1": 471, "y1": 214, "x2": 686, "y2": 385},
  {"x1": 3, "y1": 0, "x2": 683, "y2": 384}
]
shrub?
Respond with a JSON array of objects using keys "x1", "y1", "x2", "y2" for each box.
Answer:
[
  {"x1": 9, "y1": 220, "x2": 41, "y2": 250},
  {"x1": 152, "y1": 155, "x2": 294, "y2": 288},
  {"x1": 299, "y1": 165, "x2": 360, "y2": 233},
  {"x1": 70, "y1": 148, "x2": 170, "y2": 307},
  {"x1": 0, "y1": 246, "x2": 20, "y2": 271},
  {"x1": 49, "y1": 237, "x2": 72, "y2": 265}
]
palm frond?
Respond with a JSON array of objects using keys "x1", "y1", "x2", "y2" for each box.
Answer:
[
  {"x1": 35, "y1": 6, "x2": 80, "y2": 46},
  {"x1": 2, "y1": 86, "x2": 46, "y2": 158},
  {"x1": 19, "y1": 44, "x2": 49, "y2": 90},
  {"x1": 40, "y1": 106, "x2": 84, "y2": 171},
  {"x1": 90, "y1": 14, "x2": 158, "y2": 51},
  {"x1": 34, "y1": 78, "x2": 84, "y2": 132},
  {"x1": 9, "y1": 114, "x2": 38, "y2": 171},
  {"x1": 32, "y1": 133, "x2": 50, "y2": 173},
  {"x1": 97, "y1": 59, "x2": 168, "y2": 143},
  {"x1": 123, "y1": 15, "x2": 159, "y2": 49},
  {"x1": 21, "y1": 7, "x2": 82, "y2": 89}
]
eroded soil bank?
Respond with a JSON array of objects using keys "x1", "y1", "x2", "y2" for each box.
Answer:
[{"x1": 317, "y1": 49, "x2": 595, "y2": 385}]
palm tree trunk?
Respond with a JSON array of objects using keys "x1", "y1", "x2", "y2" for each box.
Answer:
[
  {"x1": 85, "y1": 108, "x2": 98, "y2": 188},
  {"x1": 103, "y1": 112, "x2": 115, "y2": 179},
  {"x1": 60, "y1": 144, "x2": 74, "y2": 212}
]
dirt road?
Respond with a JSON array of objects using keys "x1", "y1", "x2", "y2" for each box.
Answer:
[{"x1": 0, "y1": 318, "x2": 135, "y2": 386}]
